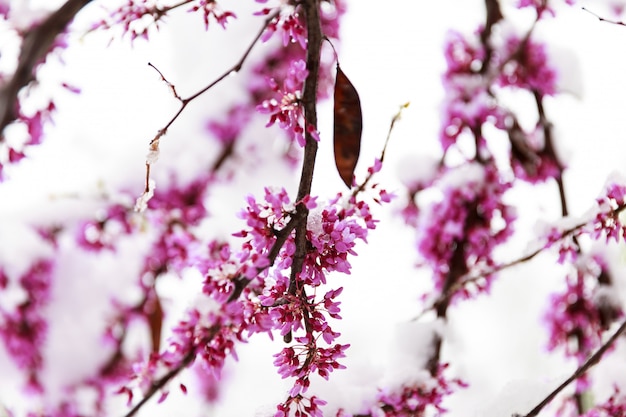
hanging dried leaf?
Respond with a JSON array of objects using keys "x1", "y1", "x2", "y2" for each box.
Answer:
[
  {"x1": 333, "y1": 65, "x2": 362, "y2": 188},
  {"x1": 146, "y1": 292, "x2": 163, "y2": 353}
]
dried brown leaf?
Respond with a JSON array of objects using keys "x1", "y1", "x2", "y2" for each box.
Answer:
[{"x1": 333, "y1": 65, "x2": 362, "y2": 188}]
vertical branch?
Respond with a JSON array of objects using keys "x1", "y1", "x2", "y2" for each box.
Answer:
[
  {"x1": 288, "y1": 0, "x2": 322, "y2": 295},
  {"x1": 427, "y1": 204, "x2": 477, "y2": 376},
  {"x1": 479, "y1": 0, "x2": 503, "y2": 74},
  {"x1": 296, "y1": 0, "x2": 322, "y2": 203},
  {"x1": 426, "y1": 1, "x2": 498, "y2": 378},
  {"x1": 533, "y1": 90, "x2": 569, "y2": 218}
]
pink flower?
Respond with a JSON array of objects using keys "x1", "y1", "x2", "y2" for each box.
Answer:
[
  {"x1": 258, "y1": 59, "x2": 314, "y2": 147},
  {"x1": 188, "y1": 1, "x2": 236, "y2": 30}
]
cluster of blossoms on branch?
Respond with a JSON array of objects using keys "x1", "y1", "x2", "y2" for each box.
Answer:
[
  {"x1": 398, "y1": 0, "x2": 626, "y2": 415},
  {"x1": 0, "y1": 259, "x2": 55, "y2": 393},
  {"x1": 91, "y1": 0, "x2": 236, "y2": 41},
  {"x1": 117, "y1": 184, "x2": 389, "y2": 417}
]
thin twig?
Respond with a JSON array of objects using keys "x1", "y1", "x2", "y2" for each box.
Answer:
[
  {"x1": 148, "y1": 63, "x2": 182, "y2": 101},
  {"x1": 122, "y1": 344, "x2": 197, "y2": 417},
  {"x1": 352, "y1": 102, "x2": 409, "y2": 198},
  {"x1": 534, "y1": 87, "x2": 590, "y2": 412},
  {"x1": 582, "y1": 7, "x2": 626, "y2": 26},
  {"x1": 0, "y1": 0, "x2": 93, "y2": 139},
  {"x1": 140, "y1": 8, "x2": 281, "y2": 195},
  {"x1": 413, "y1": 202, "x2": 626, "y2": 320},
  {"x1": 84, "y1": 0, "x2": 195, "y2": 37},
  {"x1": 523, "y1": 318, "x2": 626, "y2": 417}
]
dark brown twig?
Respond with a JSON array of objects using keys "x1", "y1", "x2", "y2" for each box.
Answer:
[
  {"x1": 147, "y1": 63, "x2": 182, "y2": 101},
  {"x1": 582, "y1": 7, "x2": 626, "y2": 27},
  {"x1": 522, "y1": 318, "x2": 626, "y2": 417},
  {"x1": 121, "y1": 342, "x2": 198, "y2": 417},
  {"x1": 137, "y1": 9, "x2": 281, "y2": 204},
  {"x1": 352, "y1": 102, "x2": 409, "y2": 198},
  {"x1": 479, "y1": 0, "x2": 503, "y2": 74},
  {"x1": 287, "y1": 0, "x2": 322, "y2": 300}
]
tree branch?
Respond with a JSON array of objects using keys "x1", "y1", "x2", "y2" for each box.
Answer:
[
  {"x1": 352, "y1": 102, "x2": 409, "y2": 198},
  {"x1": 582, "y1": 7, "x2": 626, "y2": 27},
  {"x1": 122, "y1": 349, "x2": 196, "y2": 417},
  {"x1": 287, "y1": 0, "x2": 322, "y2": 298},
  {"x1": 479, "y1": 0, "x2": 503, "y2": 74},
  {"x1": 522, "y1": 318, "x2": 626, "y2": 417},
  {"x1": 420, "y1": 201, "x2": 626, "y2": 321},
  {"x1": 0, "y1": 0, "x2": 93, "y2": 139}
]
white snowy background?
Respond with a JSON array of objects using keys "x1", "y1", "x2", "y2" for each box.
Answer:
[{"x1": 2, "y1": 0, "x2": 626, "y2": 416}]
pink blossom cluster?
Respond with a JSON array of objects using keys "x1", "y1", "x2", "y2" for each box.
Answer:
[
  {"x1": 74, "y1": 177, "x2": 211, "y2": 288},
  {"x1": 276, "y1": 395, "x2": 327, "y2": 417},
  {"x1": 439, "y1": 27, "x2": 560, "y2": 182},
  {"x1": 541, "y1": 186, "x2": 626, "y2": 396},
  {"x1": 256, "y1": 4, "x2": 307, "y2": 49},
  {"x1": 336, "y1": 365, "x2": 466, "y2": 417},
  {"x1": 258, "y1": 58, "x2": 317, "y2": 147},
  {"x1": 76, "y1": 204, "x2": 134, "y2": 252},
  {"x1": 92, "y1": 0, "x2": 235, "y2": 41},
  {"x1": 543, "y1": 181, "x2": 626, "y2": 262},
  {"x1": 253, "y1": 0, "x2": 344, "y2": 147},
  {"x1": 497, "y1": 36, "x2": 557, "y2": 96},
  {"x1": 396, "y1": 5, "x2": 599, "y2": 412},
  {"x1": 414, "y1": 164, "x2": 515, "y2": 300},
  {"x1": 516, "y1": 0, "x2": 577, "y2": 16},
  {"x1": 400, "y1": 0, "x2": 571, "y2": 313},
  {"x1": 189, "y1": 0, "x2": 236, "y2": 31},
  {"x1": 555, "y1": 386, "x2": 626, "y2": 417},
  {"x1": 583, "y1": 387, "x2": 626, "y2": 417},
  {"x1": 91, "y1": 0, "x2": 164, "y2": 41},
  {"x1": 1, "y1": 101, "x2": 58, "y2": 181},
  {"x1": 0, "y1": 259, "x2": 55, "y2": 393},
  {"x1": 1, "y1": 95, "x2": 59, "y2": 181},
  {"x1": 246, "y1": 191, "x2": 381, "y2": 414},
  {"x1": 305, "y1": 194, "x2": 379, "y2": 279},
  {"x1": 55, "y1": 176, "x2": 217, "y2": 412},
  {"x1": 0, "y1": 11, "x2": 81, "y2": 181},
  {"x1": 206, "y1": 104, "x2": 251, "y2": 146},
  {"x1": 440, "y1": 30, "x2": 495, "y2": 152},
  {"x1": 254, "y1": 0, "x2": 346, "y2": 49},
  {"x1": 589, "y1": 181, "x2": 626, "y2": 242},
  {"x1": 544, "y1": 257, "x2": 622, "y2": 367}
]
